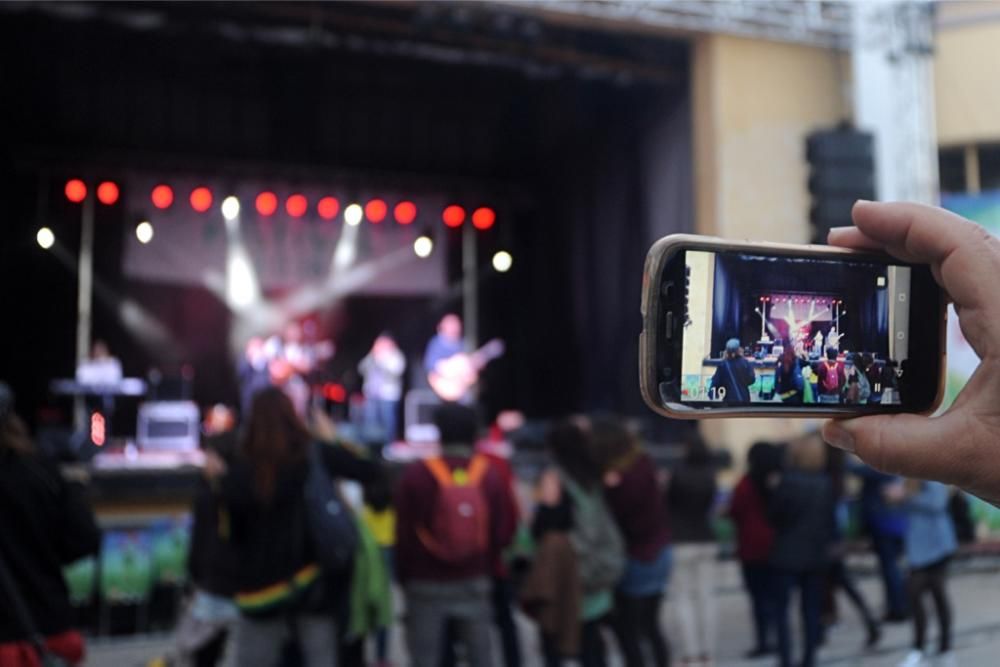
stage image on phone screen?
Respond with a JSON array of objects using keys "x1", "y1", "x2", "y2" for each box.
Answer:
[{"x1": 679, "y1": 250, "x2": 910, "y2": 407}]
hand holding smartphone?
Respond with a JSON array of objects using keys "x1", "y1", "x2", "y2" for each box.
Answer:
[{"x1": 640, "y1": 233, "x2": 946, "y2": 418}]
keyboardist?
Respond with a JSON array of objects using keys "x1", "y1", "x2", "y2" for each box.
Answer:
[{"x1": 75, "y1": 339, "x2": 123, "y2": 386}]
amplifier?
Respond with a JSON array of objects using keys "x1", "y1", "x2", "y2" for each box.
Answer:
[{"x1": 137, "y1": 401, "x2": 200, "y2": 451}]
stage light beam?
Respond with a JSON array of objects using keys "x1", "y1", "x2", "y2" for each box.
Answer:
[
  {"x1": 344, "y1": 204, "x2": 363, "y2": 226},
  {"x1": 37, "y1": 227, "x2": 55, "y2": 249},
  {"x1": 136, "y1": 221, "x2": 154, "y2": 244},
  {"x1": 492, "y1": 250, "x2": 513, "y2": 272},
  {"x1": 414, "y1": 235, "x2": 434, "y2": 258},
  {"x1": 222, "y1": 196, "x2": 241, "y2": 221}
]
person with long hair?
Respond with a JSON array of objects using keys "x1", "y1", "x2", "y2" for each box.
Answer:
[
  {"x1": 590, "y1": 417, "x2": 672, "y2": 667},
  {"x1": 204, "y1": 387, "x2": 377, "y2": 667},
  {"x1": 667, "y1": 431, "x2": 719, "y2": 666},
  {"x1": 727, "y1": 441, "x2": 782, "y2": 659},
  {"x1": 527, "y1": 418, "x2": 625, "y2": 667},
  {"x1": 0, "y1": 382, "x2": 101, "y2": 667}
]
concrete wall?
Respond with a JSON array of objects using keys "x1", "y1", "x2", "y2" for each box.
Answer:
[
  {"x1": 691, "y1": 34, "x2": 848, "y2": 466},
  {"x1": 935, "y1": 1, "x2": 1000, "y2": 146}
]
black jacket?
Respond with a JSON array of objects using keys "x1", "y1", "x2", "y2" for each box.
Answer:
[
  {"x1": 219, "y1": 440, "x2": 377, "y2": 605},
  {"x1": 0, "y1": 450, "x2": 101, "y2": 642},
  {"x1": 769, "y1": 471, "x2": 835, "y2": 573},
  {"x1": 667, "y1": 463, "x2": 718, "y2": 544}
]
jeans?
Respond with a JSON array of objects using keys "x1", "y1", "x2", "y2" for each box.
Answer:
[
  {"x1": 871, "y1": 532, "x2": 908, "y2": 617},
  {"x1": 818, "y1": 394, "x2": 840, "y2": 404},
  {"x1": 908, "y1": 558, "x2": 952, "y2": 653},
  {"x1": 406, "y1": 578, "x2": 493, "y2": 667},
  {"x1": 611, "y1": 592, "x2": 670, "y2": 667},
  {"x1": 672, "y1": 543, "x2": 717, "y2": 661},
  {"x1": 443, "y1": 576, "x2": 522, "y2": 667},
  {"x1": 740, "y1": 562, "x2": 776, "y2": 652},
  {"x1": 773, "y1": 570, "x2": 822, "y2": 667},
  {"x1": 232, "y1": 614, "x2": 337, "y2": 667},
  {"x1": 364, "y1": 398, "x2": 399, "y2": 442}
]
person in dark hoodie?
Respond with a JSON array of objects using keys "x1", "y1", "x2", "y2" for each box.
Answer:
[
  {"x1": 667, "y1": 431, "x2": 719, "y2": 666},
  {"x1": 0, "y1": 382, "x2": 101, "y2": 667},
  {"x1": 770, "y1": 435, "x2": 836, "y2": 667},
  {"x1": 203, "y1": 387, "x2": 377, "y2": 667}
]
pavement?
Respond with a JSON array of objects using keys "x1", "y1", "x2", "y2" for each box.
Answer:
[{"x1": 84, "y1": 557, "x2": 1000, "y2": 667}]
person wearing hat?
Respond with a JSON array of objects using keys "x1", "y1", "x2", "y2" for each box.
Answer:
[{"x1": 709, "y1": 338, "x2": 757, "y2": 405}]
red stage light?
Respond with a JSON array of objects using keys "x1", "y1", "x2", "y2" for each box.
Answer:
[
  {"x1": 286, "y1": 194, "x2": 307, "y2": 218},
  {"x1": 65, "y1": 179, "x2": 87, "y2": 203},
  {"x1": 151, "y1": 184, "x2": 174, "y2": 209},
  {"x1": 256, "y1": 192, "x2": 278, "y2": 216},
  {"x1": 322, "y1": 382, "x2": 347, "y2": 403},
  {"x1": 97, "y1": 181, "x2": 119, "y2": 205},
  {"x1": 472, "y1": 207, "x2": 496, "y2": 230},
  {"x1": 442, "y1": 205, "x2": 466, "y2": 228},
  {"x1": 394, "y1": 201, "x2": 417, "y2": 225},
  {"x1": 190, "y1": 187, "x2": 213, "y2": 213},
  {"x1": 317, "y1": 196, "x2": 340, "y2": 220},
  {"x1": 365, "y1": 199, "x2": 388, "y2": 223}
]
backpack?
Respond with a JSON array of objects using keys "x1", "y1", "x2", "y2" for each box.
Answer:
[
  {"x1": 417, "y1": 456, "x2": 491, "y2": 564},
  {"x1": 559, "y1": 472, "x2": 625, "y2": 596},
  {"x1": 821, "y1": 361, "x2": 841, "y2": 394},
  {"x1": 303, "y1": 442, "x2": 359, "y2": 574}
]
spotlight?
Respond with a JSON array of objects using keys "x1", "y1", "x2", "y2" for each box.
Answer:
[
  {"x1": 472, "y1": 207, "x2": 496, "y2": 230},
  {"x1": 256, "y1": 192, "x2": 278, "y2": 216},
  {"x1": 414, "y1": 235, "x2": 434, "y2": 258},
  {"x1": 136, "y1": 221, "x2": 154, "y2": 244},
  {"x1": 151, "y1": 184, "x2": 174, "y2": 209},
  {"x1": 365, "y1": 199, "x2": 388, "y2": 223},
  {"x1": 442, "y1": 205, "x2": 465, "y2": 228},
  {"x1": 97, "y1": 181, "x2": 120, "y2": 206},
  {"x1": 286, "y1": 194, "x2": 307, "y2": 218},
  {"x1": 222, "y1": 196, "x2": 241, "y2": 221},
  {"x1": 190, "y1": 187, "x2": 213, "y2": 213},
  {"x1": 492, "y1": 250, "x2": 513, "y2": 273},
  {"x1": 318, "y1": 196, "x2": 340, "y2": 220},
  {"x1": 344, "y1": 203, "x2": 363, "y2": 226},
  {"x1": 65, "y1": 179, "x2": 87, "y2": 203},
  {"x1": 394, "y1": 201, "x2": 417, "y2": 225},
  {"x1": 36, "y1": 227, "x2": 55, "y2": 249}
]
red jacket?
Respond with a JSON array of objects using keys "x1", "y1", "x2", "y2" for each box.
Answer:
[
  {"x1": 728, "y1": 475, "x2": 775, "y2": 563},
  {"x1": 604, "y1": 452, "x2": 671, "y2": 562},
  {"x1": 395, "y1": 455, "x2": 516, "y2": 583}
]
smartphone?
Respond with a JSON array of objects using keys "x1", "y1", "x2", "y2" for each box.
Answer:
[{"x1": 640, "y1": 234, "x2": 946, "y2": 418}]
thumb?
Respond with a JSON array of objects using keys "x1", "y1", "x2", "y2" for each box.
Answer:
[{"x1": 822, "y1": 413, "x2": 962, "y2": 483}]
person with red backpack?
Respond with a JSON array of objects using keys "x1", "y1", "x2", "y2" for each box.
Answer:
[
  {"x1": 394, "y1": 402, "x2": 516, "y2": 667},
  {"x1": 814, "y1": 347, "x2": 846, "y2": 404}
]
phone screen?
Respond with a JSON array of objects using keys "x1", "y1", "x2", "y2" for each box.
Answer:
[{"x1": 657, "y1": 246, "x2": 942, "y2": 413}]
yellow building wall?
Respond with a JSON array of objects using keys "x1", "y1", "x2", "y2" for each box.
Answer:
[
  {"x1": 935, "y1": 2, "x2": 1000, "y2": 146},
  {"x1": 691, "y1": 34, "x2": 847, "y2": 467}
]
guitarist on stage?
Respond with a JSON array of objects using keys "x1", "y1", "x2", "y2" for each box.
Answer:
[
  {"x1": 424, "y1": 313, "x2": 465, "y2": 383},
  {"x1": 424, "y1": 314, "x2": 505, "y2": 403}
]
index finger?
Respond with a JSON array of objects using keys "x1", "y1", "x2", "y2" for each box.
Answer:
[{"x1": 831, "y1": 200, "x2": 1000, "y2": 317}]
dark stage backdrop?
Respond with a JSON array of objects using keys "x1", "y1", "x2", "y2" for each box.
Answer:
[
  {"x1": 0, "y1": 5, "x2": 692, "y2": 427},
  {"x1": 711, "y1": 254, "x2": 890, "y2": 358}
]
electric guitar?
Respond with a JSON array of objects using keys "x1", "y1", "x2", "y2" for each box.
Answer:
[{"x1": 428, "y1": 339, "x2": 505, "y2": 401}]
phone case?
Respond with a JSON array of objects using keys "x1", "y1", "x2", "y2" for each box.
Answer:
[{"x1": 639, "y1": 234, "x2": 947, "y2": 419}]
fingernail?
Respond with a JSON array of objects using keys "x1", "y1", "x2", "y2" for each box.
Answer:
[
  {"x1": 855, "y1": 199, "x2": 872, "y2": 205},
  {"x1": 824, "y1": 423, "x2": 855, "y2": 453}
]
